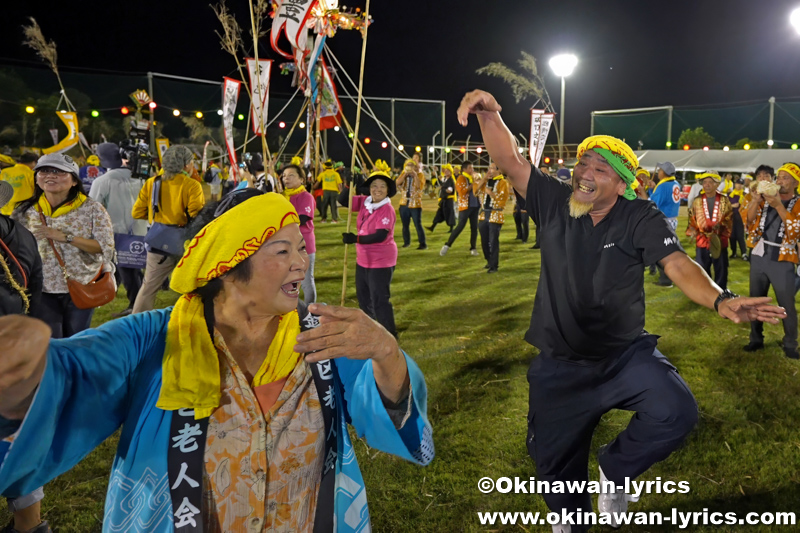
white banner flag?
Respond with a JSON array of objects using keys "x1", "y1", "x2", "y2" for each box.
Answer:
[
  {"x1": 49, "y1": 129, "x2": 59, "y2": 145},
  {"x1": 270, "y1": 0, "x2": 318, "y2": 59},
  {"x1": 222, "y1": 77, "x2": 241, "y2": 180},
  {"x1": 529, "y1": 109, "x2": 555, "y2": 167},
  {"x1": 246, "y1": 58, "x2": 272, "y2": 136}
]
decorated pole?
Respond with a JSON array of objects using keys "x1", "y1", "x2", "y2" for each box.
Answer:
[{"x1": 340, "y1": 0, "x2": 371, "y2": 306}]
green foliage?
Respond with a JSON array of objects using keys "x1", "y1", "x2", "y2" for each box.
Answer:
[
  {"x1": 677, "y1": 127, "x2": 717, "y2": 149},
  {"x1": 2, "y1": 200, "x2": 798, "y2": 532},
  {"x1": 476, "y1": 50, "x2": 545, "y2": 104},
  {"x1": 735, "y1": 137, "x2": 769, "y2": 150}
]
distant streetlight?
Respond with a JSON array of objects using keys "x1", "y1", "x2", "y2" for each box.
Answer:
[
  {"x1": 398, "y1": 145, "x2": 404, "y2": 151},
  {"x1": 791, "y1": 7, "x2": 800, "y2": 34},
  {"x1": 25, "y1": 106, "x2": 35, "y2": 114},
  {"x1": 549, "y1": 54, "x2": 578, "y2": 160}
]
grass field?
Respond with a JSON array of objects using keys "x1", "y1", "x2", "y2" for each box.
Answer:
[{"x1": 3, "y1": 196, "x2": 799, "y2": 532}]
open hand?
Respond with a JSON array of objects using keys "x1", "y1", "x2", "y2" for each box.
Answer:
[
  {"x1": 718, "y1": 296, "x2": 786, "y2": 324},
  {"x1": 457, "y1": 90, "x2": 503, "y2": 127},
  {"x1": 294, "y1": 304, "x2": 399, "y2": 363}
]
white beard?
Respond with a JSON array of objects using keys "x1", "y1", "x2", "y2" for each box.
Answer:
[{"x1": 569, "y1": 195, "x2": 593, "y2": 219}]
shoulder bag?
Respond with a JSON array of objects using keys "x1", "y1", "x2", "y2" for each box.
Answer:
[
  {"x1": 39, "y1": 212, "x2": 116, "y2": 309},
  {"x1": 143, "y1": 176, "x2": 188, "y2": 256}
]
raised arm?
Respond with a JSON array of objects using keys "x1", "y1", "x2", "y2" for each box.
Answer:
[{"x1": 457, "y1": 91, "x2": 531, "y2": 196}]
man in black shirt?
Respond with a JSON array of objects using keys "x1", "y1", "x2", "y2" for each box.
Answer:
[{"x1": 457, "y1": 90, "x2": 787, "y2": 532}]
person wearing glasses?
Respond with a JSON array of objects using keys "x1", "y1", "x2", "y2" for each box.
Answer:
[{"x1": 12, "y1": 153, "x2": 115, "y2": 338}]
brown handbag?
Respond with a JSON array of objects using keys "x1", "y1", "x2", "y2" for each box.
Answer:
[{"x1": 39, "y1": 212, "x2": 116, "y2": 309}]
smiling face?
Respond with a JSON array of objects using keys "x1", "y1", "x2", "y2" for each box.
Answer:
[
  {"x1": 281, "y1": 167, "x2": 303, "y2": 189},
  {"x1": 370, "y1": 178, "x2": 389, "y2": 203},
  {"x1": 223, "y1": 224, "x2": 308, "y2": 316},
  {"x1": 36, "y1": 167, "x2": 78, "y2": 195},
  {"x1": 776, "y1": 170, "x2": 797, "y2": 195},
  {"x1": 570, "y1": 151, "x2": 626, "y2": 215}
]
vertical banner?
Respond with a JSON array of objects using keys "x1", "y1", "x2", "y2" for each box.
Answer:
[
  {"x1": 78, "y1": 132, "x2": 92, "y2": 150},
  {"x1": 49, "y1": 129, "x2": 59, "y2": 145},
  {"x1": 222, "y1": 77, "x2": 242, "y2": 180},
  {"x1": 246, "y1": 58, "x2": 273, "y2": 136},
  {"x1": 155, "y1": 138, "x2": 170, "y2": 165},
  {"x1": 537, "y1": 114, "x2": 555, "y2": 167},
  {"x1": 529, "y1": 109, "x2": 554, "y2": 167},
  {"x1": 270, "y1": 0, "x2": 319, "y2": 59},
  {"x1": 42, "y1": 111, "x2": 80, "y2": 154},
  {"x1": 317, "y1": 59, "x2": 342, "y2": 131}
]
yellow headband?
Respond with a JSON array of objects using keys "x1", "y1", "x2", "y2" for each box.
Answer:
[
  {"x1": 636, "y1": 168, "x2": 650, "y2": 177},
  {"x1": 695, "y1": 171, "x2": 721, "y2": 183},
  {"x1": 576, "y1": 135, "x2": 639, "y2": 173},
  {"x1": 441, "y1": 163, "x2": 454, "y2": 176},
  {"x1": 159, "y1": 193, "x2": 300, "y2": 418},
  {"x1": 87, "y1": 155, "x2": 100, "y2": 166},
  {"x1": 777, "y1": 163, "x2": 800, "y2": 183}
]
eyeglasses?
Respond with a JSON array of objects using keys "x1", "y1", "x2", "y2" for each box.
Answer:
[{"x1": 37, "y1": 168, "x2": 69, "y2": 176}]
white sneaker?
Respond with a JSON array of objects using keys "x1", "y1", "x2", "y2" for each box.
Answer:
[
  {"x1": 598, "y1": 467, "x2": 639, "y2": 528},
  {"x1": 440, "y1": 245, "x2": 449, "y2": 256},
  {"x1": 470, "y1": 248, "x2": 479, "y2": 256},
  {"x1": 552, "y1": 523, "x2": 571, "y2": 533}
]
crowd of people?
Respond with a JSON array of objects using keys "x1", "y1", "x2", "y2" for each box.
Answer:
[{"x1": 1, "y1": 100, "x2": 798, "y2": 532}]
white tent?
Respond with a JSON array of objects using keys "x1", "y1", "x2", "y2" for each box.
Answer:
[{"x1": 634, "y1": 149, "x2": 800, "y2": 173}]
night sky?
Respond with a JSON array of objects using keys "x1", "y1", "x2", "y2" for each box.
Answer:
[{"x1": 2, "y1": 0, "x2": 800, "y2": 146}]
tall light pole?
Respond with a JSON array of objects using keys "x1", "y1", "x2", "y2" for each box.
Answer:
[{"x1": 549, "y1": 54, "x2": 578, "y2": 160}]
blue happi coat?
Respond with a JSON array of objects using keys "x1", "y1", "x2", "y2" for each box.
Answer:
[{"x1": 0, "y1": 309, "x2": 434, "y2": 532}]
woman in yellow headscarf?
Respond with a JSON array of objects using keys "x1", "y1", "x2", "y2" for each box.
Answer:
[{"x1": 0, "y1": 189, "x2": 433, "y2": 532}]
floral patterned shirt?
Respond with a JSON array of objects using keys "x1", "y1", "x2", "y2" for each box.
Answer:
[
  {"x1": 203, "y1": 332, "x2": 324, "y2": 532},
  {"x1": 477, "y1": 178, "x2": 511, "y2": 224},
  {"x1": 398, "y1": 171, "x2": 425, "y2": 208},
  {"x1": 745, "y1": 196, "x2": 800, "y2": 263},
  {"x1": 14, "y1": 198, "x2": 115, "y2": 293}
]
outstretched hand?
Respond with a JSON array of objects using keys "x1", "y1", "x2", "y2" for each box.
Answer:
[
  {"x1": 295, "y1": 303, "x2": 399, "y2": 363},
  {"x1": 718, "y1": 296, "x2": 786, "y2": 324},
  {"x1": 457, "y1": 90, "x2": 503, "y2": 127}
]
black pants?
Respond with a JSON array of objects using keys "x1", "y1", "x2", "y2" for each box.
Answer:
[
  {"x1": 430, "y1": 199, "x2": 456, "y2": 231},
  {"x1": 446, "y1": 206, "x2": 479, "y2": 249},
  {"x1": 115, "y1": 266, "x2": 143, "y2": 309},
  {"x1": 526, "y1": 336, "x2": 697, "y2": 524},
  {"x1": 513, "y1": 209, "x2": 529, "y2": 243},
  {"x1": 750, "y1": 254, "x2": 798, "y2": 350},
  {"x1": 696, "y1": 245, "x2": 728, "y2": 290},
  {"x1": 355, "y1": 265, "x2": 396, "y2": 336},
  {"x1": 730, "y1": 210, "x2": 747, "y2": 256},
  {"x1": 399, "y1": 205, "x2": 426, "y2": 246},
  {"x1": 320, "y1": 190, "x2": 339, "y2": 221},
  {"x1": 478, "y1": 219, "x2": 502, "y2": 269},
  {"x1": 33, "y1": 292, "x2": 95, "y2": 339}
]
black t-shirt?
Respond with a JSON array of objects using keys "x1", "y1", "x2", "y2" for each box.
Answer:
[{"x1": 524, "y1": 164, "x2": 684, "y2": 363}]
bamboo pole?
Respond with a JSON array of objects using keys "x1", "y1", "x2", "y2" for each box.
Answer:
[
  {"x1": 341, "y1": 0, "x2": 371, "y2": 306},
  {"x1": 315, "y1": 98, "x2": 322, "y2": 177},
  {"x1": 339, "y1": 112, "x2": 374, "y2": 169},
  {"x1": 247, "y1": 0, "x2": 275, "y2": 188}
]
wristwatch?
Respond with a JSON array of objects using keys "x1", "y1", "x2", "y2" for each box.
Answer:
[
  {"x1": 714, "y1": 289, "x2": 739, "y2": 312},
  {"x1": 64, "y1": 233, "x2": 74, "y2": 244}
]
